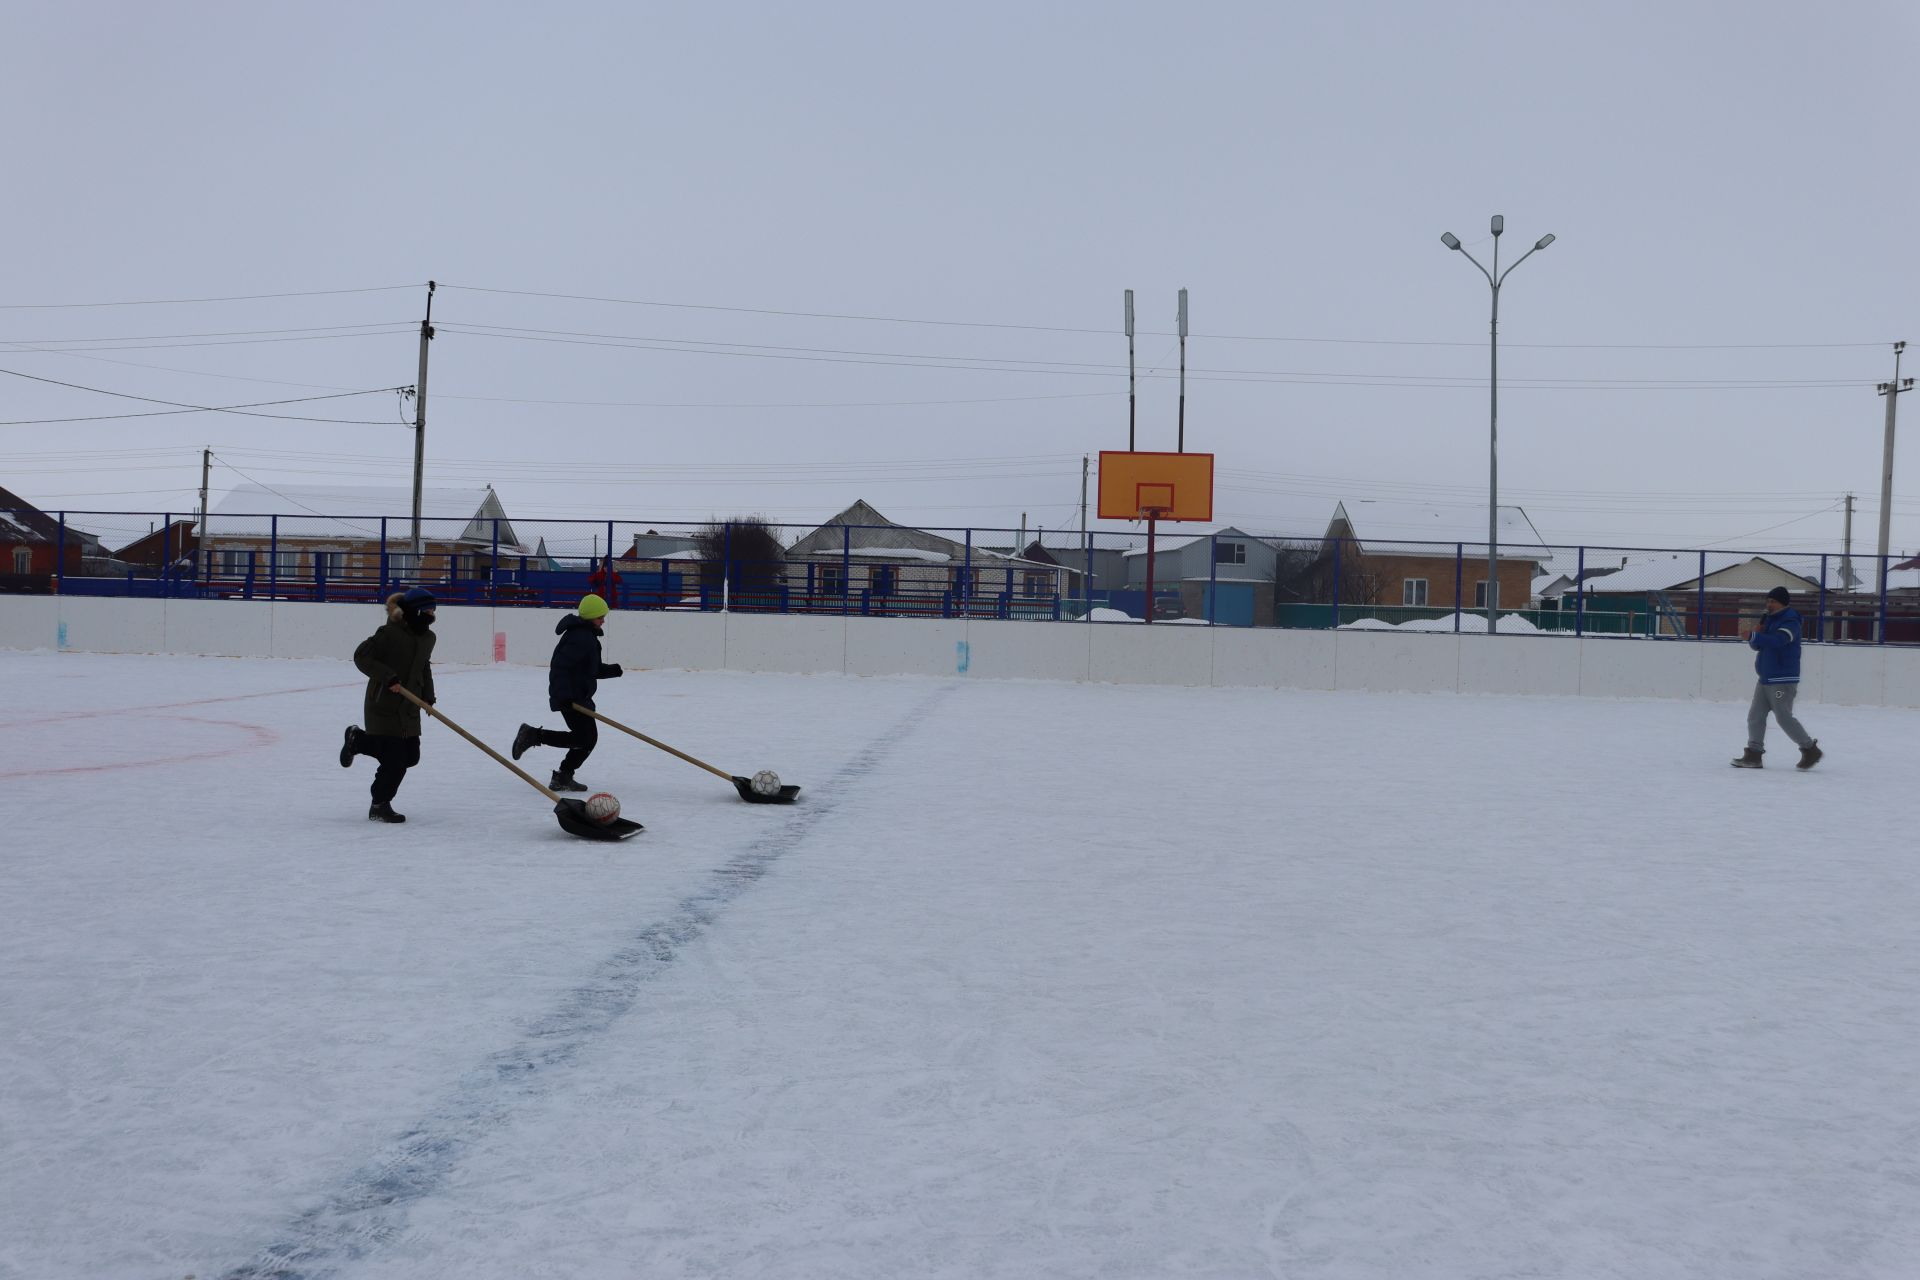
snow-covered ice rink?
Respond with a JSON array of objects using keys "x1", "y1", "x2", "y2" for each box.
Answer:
[{"x1": 4, "y1": 646, "x2": 1919, "y2": 1279}]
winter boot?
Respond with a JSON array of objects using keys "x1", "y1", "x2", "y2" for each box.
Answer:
[
  {"x1": 1797, "y1": 741, "x2": 1823, "y2": 771},
  {"x1": 368, "y1": 801, "x2": 407, "y2": 823},
  {"x1": 512, "y1": 723, "x2": 541, "y2": 761},
  {"x1": 340, "y1": 726, "x2": 362, "y2": 769},
  {"x1": 550, "y1": 770, "x2": 588, "y2": 793},
  {"x1": 1730, "y1": 746, "x2": 1764, "y2": 769}
]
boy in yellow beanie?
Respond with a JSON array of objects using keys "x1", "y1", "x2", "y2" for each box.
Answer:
[{"x1": 511, "y1": 593, "x2": 622, "y2": 791}]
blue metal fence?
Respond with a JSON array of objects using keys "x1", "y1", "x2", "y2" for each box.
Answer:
[{"x1": 4, "y1": 508, "x2": 1916, "y2": 644}]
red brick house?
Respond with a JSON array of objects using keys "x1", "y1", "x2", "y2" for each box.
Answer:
[
  {"x1": 115, "y1": 519, "x2": 200, "y2": 573},
  {"x1": 1321, "y1": 499, "x2": 1554, "y2": 611},
  {"x1": 0, "y1": 485, "x2": 89, "y2": 590}
]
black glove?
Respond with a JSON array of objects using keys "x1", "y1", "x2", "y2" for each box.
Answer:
[{"x1": 607, "y1": 664, "x2": 623, "y2": 678}]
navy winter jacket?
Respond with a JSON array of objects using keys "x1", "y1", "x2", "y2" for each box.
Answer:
[
  {"x1": 1749, "y1": 606, "x2": 1803, "y2": 685},
  {"x1": 548, "y1": 614, "x2": 622, "y2": 711}
]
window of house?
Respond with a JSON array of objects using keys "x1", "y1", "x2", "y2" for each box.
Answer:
[
  {"x1": 220, "y1": 549, "x2": 251, "y2": 577},
  {"x1": 1474, "y1": 580, "x2": 1501, "y2": 609},
  {"x1": 1024, "y1": 570, "x2": 1050, "y2": 595},
  {"x1": 819, "y1": 564, "x2": 845, "y2": 596},
  {"x1": 12, "y1": 547, "x2": 31, "y2": 574},
  {"x1": 273, "y1": 549, "x2": 300, "y2": 579},
  {"x1": 872, "y1": 565, "x2": 896, "y2": 596},
  {"x1": 1403, "y1": 578, "x2": 1429, "y2": 607},
  {"x1": 387, "y1": 552, "x2": 420, "y2": 578},
  {"x1": 1214, "y1": 541, "x2": 1246, "y2": 565},
  {"x1": 313, "y1": 551, "x2": 344, "y2": 579}
]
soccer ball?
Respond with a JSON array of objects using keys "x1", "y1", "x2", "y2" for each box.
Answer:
[
  {"x1": 750, "y1": 770, "x2": 782, "y2": 797},
  {"x1": 584, "y1": 792, "x2": 621, "y2": 824}
]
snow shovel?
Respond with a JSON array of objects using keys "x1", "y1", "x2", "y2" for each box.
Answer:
[
  {"x1": 395, "y1": 688, "x2": 643, "y2": 840},
  {"x1": 571, "y1": 703, "x2": 801, "y2": 804}
]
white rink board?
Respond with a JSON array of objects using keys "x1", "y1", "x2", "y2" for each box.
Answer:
[
  {"x1": 0, "y1": 595, "x2": 56, "y2": 650},
  {"x1": 3, "y1": 598, "x2": 1918, "y2": 707}
]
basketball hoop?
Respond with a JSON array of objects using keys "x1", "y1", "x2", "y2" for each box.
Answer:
[{"x1": 1098, "y1": 452, "x2": 1213, "y2": 623}]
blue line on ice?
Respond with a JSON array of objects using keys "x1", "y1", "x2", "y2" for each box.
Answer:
[{"x1": 222, "y1": 682, "x2": 956, "y2": 1280}]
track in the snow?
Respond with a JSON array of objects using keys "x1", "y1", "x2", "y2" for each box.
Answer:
[{"x1": 221, "y1": 682, "x2": 957, "y2": 1280}]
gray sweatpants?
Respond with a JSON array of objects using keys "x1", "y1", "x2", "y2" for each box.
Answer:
[{"x1": 1747, "y1": 681, "x2": 1814, "y2": 751}]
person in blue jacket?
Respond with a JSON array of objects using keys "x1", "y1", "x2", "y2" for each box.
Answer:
[
  {"x1": 1732, "y1": 586, "x2": 1821, "y2": 770},
  {"x1": 511, "y1": 593, "x2": 623, "y2": 792}
]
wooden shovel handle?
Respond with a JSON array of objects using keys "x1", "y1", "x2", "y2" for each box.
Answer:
[
  {"x1": 572, "y1": 703, "x2": 736, "y2": 782},
  {"x1": 396, "y1": 687, "x2": 562, "y2": 803}
]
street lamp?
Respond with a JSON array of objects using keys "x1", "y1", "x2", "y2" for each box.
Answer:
[{"x1": 1440, "y1": 216, "x2": 1556, "y2": 634}]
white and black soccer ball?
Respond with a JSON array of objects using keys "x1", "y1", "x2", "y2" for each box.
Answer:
[
  {"x1": 749, "y1": 770, "x2": 782, "y2": 797},
  {"x1": 584, "y1": 792, "x2": 622, "y2": 824}
]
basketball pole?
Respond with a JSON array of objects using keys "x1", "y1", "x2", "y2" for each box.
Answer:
[
  {"x1": 1124, "y1": 289, "x2": 1137, "y2": 451},
  {"x1": 1176, "y1": 288, "x2": 1188, "y2": 453},
  {"x1": 1145, "y1": 510, "x2": 1158, "y2": 624}
]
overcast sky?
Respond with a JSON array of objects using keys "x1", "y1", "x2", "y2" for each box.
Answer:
[{"x1": 4, "y1": 0, "x2": 1917, "y2": 558}]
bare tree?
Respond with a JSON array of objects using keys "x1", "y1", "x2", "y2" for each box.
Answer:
[
  {"x1": 692, "y1": 516, "x2": 786, "y2": 599},
  {"x1": 1271, "y1": 537, "x2": 1384, "y2": 606}
]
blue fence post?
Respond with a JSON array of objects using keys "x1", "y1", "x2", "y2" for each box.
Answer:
[
  {"x1": 964, "y1": 530, "x2": 972, "y2": 619},
  {"x1": 1575, "y1": 546, "x2": 1585, "y2": 636},
  {"x1": 379, "y1": 518, "x2": 389, "y2": 591},
  {"x1": 1878, "y1": 555, "x2": 1891, "y2": 644},
  {"x1": 1208, "y1": 533, "x2": 1218, "y2": 624},
  {"x1": 55, "y1": 512, "x2": 66, "y2": 592},
  {"x1": 490, "y1": 518, "x2": 500, "y2": 606},
  {"x1": 1331, "y1": 536, "x2": 1342, "y2": 628},
  {"x1": 1083, "y1": 528, "x2": 1093, "y2": 624},
  {"x1": 1454, "y1": 542, "x2": 1463, "y2": 632},
  {"x1": 840, "y1": 524, "x2": 850, "y2": 616},
  {"x1": 270, "y1": 515, "x2": 279, "y2": 601},
  {"x1": 1694, "y1": 551, "x2": 1707, "y2": 639},
  {"x1": 162, "y1": 514, "x2": 174, "y2": 598},
  {"x1": 1816, "y1": 554, "x2": 1828, "y2": 643},
  {"x1": 605, "y1": 520, "x2": 615, "y2": 608}
]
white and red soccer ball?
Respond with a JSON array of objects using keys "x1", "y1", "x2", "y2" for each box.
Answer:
[{"x1": 584, "y1": 792, "x2": 621, "y2": 824}]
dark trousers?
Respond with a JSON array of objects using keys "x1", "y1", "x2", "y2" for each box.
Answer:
[
  {"x1": 360, "y1": 733, "x2": 421, "y2": 803},
  {"x1": 538, "y1": 706, "x2": 599, "y2": 775}
]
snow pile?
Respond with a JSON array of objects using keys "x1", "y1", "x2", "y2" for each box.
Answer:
[{"x1": 1341, "y1": 613, "x2": 1554, "y2": 634}]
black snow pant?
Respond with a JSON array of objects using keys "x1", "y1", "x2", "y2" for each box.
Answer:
[
  {"x1": 360, "y1": 733, "x2": 421, "y2": 804},
  {"x1": 537, "y1": 706, "x2": 599, "y2": 776}
]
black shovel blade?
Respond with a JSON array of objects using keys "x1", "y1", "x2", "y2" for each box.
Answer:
[
  {"x1": 553, "y1": 798, "x2": 644, "y2": 841},
  {"x1": 731, "y1": 776, "x2": 802, "y2": 804}
]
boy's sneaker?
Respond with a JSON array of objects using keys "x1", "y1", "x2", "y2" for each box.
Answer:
[
  {"x1": 1797, "y1": 742, "x2": 1823, "y2": 771},
  {"x1": 368, "y1": 801, "x2": 406, "y2": 823},
  {"x1": 512, "y1": 724, "x2": 541, "y2": 761},
  {"x1": 1730, "y1": 747, "x2": 1764, "y2": 769},
  {"x1": 340, "y1": 726, "x2": 362, "y2": 768},
  {"x1": 550, "y1": 771, "x2": 588, "y2": 793}
]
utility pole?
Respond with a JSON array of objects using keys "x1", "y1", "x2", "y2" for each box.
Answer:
[
  {"x1": 410, "y1": 280, "x2": 437, "y2": 566},
  {"x1": 1876, "y1": 341, "x2": 1911, "y2": 640},
  {"x1": 197, "y1": 447, "x2": 211, "y2": 586},
  {"x1": 1124, "y1": 290, "x2": 1136, "y2": 451},
  {"x1": 1842, "y1": 492, "x2": 1856, "y2": 590},
  {"x1": 1176, "y1": 287, "x2": 1189, "y2": 453}
]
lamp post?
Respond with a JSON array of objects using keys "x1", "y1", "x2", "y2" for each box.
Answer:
[{"x1": 1441, "y1": 216, "x2": 1556, "y2": 634}]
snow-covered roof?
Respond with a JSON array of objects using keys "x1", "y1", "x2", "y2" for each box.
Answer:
[
  {"x1": 197, "y1": 484, "x2": 522, "y2": 549},
  {"x1": 1120, "y1": 527, "x2": 1260, "y2": 558},
  {"x1": 1327, "y1": 500, "x2": 1553, "y2": 565},
  {"x1": 1576, "y1": 552, "x2": 1821, "y2": 596}
]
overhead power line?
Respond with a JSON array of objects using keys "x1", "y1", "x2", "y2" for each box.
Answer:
[
  {"x1": 0, "y1": 284, "x2": 422, "y2": 310},
  {"x1": 433, "y1": 323, "x2": 1875, "y2": 391},
  {"x1": 440, "y1": 281, "x2": 1888, "y2": 351},
  {"x1": 0, "y1": 366, "x2": 412, "y2": 425}
]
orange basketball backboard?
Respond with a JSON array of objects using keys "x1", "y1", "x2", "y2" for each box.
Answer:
[{"x1": 1097, "y1": 451, "x2": 1214, "y2": 521}]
